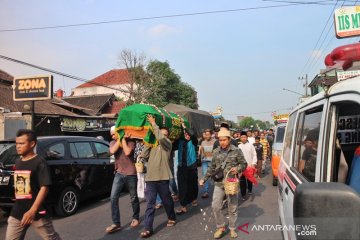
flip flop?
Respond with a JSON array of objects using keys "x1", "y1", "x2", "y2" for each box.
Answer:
[
  {"x1": 166, "y1": 220, "x2": 176, "y2": 227},
  {"x1": 105, "y1": 224, "x2": 121, "y2": 233},
  {"x1": 175, "y1": 208, "x2": 187, "y2": 215},
  {"x1": 140, "y1": 230, "x2": 153, "y2": 238},
  {"x1": 130, "y1": 219, "x2": 140, "y2": 228},
  {"x1": 191, "y1": 201, "x2": 198, "y2": 207}
]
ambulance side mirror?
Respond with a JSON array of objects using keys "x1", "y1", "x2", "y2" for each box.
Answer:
[{"x1": 293, "y1": 182, "x2": 360, "y2": 240}]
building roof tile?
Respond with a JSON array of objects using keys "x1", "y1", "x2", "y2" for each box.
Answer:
[
  {"x1": 76, "y1": 69, "x2": 130, "y2": 89},
  {"x1": 62, "y1": 94, "x2": 115, "y2": 115},
  {"x1": 0, "y1": 85, "x2": 79, "y2": 117}
]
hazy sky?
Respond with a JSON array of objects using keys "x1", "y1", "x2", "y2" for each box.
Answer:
[{"x1": 1, "y1": 1, "x2": 358, "y2": 122}]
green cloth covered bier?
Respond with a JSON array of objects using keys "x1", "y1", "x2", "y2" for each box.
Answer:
[{"x1": 115, "y1": 103, "x2": 189, "y2": 147}]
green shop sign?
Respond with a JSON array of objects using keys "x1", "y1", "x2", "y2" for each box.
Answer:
[{"x1": 335, "y1": 6, "x2": 360, "y2": 38}]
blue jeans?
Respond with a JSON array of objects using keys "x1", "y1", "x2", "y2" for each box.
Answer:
[
  {"x1": 110, "y1": 173, "x2": 140, "y2": 225},
  {"x1": 201, "y1": 161, "x2": 210, "y2": 193},
  {"x1": 156, "y1": 194, "x2": 162, "y2": 204}
]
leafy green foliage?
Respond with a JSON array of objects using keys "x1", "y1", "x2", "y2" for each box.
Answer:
[
  {"x1": 239, "y1": 117, "x2": 270, "y2": 130},
  {"x1": 239, "y1": 117, "x2": 256, "y2": 129},
  {"x1": 146, "y1": 60, "x2": 198, "y2": 109}
]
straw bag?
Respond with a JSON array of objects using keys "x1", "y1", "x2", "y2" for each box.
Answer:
[
  {"x1": 223, "y1": 171, "x2": 239, "y2": 195},
  {"x1": 135, "y1": 158, "x2": 144, "y2": 173}
]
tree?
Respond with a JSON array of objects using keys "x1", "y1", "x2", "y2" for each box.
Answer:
[
  {"x1": 255, "y1": 120, "x2": 266, "y2": 130},
  {"x1": 239, "y1": 117, "x2": 257, "y2": 129},
  {"x1": 176, "y1": 82, "x2": 199, "y2": 109},
  {"x1": 146, "y1": 60, "x2": 198, "y2": 109},
  {"x1": 265, "y1": 121, "x2": 272, "y2": 129},
  {"x1": 117, "y1": 49, "x2": 149, "y2": 105}
]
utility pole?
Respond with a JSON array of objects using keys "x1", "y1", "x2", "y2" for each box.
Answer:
[{"x1": 298, "y1": 74, "x2": 308, "y2": 97}]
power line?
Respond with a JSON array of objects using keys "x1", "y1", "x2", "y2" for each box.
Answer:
[
  {"x1": 263, "y1": 0, "x2": 334, "y2": 5},
  {"x1": 306, "y1": 0, "x2": 350, "y2": 74},
  {"x1": 0, "y1": 2, "x2": 338, "y2": 33},
  {"x1": 300, "y1": 0, "x2": 339, "y2": 75},
  {"x1": 0, "y1": 54, "x2": 124, "y2": 92}
]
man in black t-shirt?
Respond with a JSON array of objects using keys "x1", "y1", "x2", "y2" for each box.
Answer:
[
  {"x1": 6, "y1": 129, "x2": 61, "y2": 240},
  {"x1": 253, "y1": 136, "x2": 264, "y2": 177}
]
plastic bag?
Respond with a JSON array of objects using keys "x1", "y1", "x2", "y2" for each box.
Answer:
[{"x1": 137, "y1": 173, "x2": 146, "y2": 199}]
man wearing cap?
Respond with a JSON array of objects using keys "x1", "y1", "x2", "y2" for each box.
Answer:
[
  {"x1": 238, "y1": 132, "x2": 258, "y2": 200},
  {"x1": 199, "y1": 129, "x2": 247, "y2": 239},
  {"x1": 213, "y1": 123, "x2": 238, "y2": 149},
  {"x1": 106, "y1": 126, "x2": 140, "y2": 234}
]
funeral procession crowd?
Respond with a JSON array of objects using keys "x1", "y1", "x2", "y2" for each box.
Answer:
[{"x1": 4, "y1": 118, "x2": 276, "y2": 240}]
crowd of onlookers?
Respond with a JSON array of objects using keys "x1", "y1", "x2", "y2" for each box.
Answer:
[
  {"x1": 104, "y1": 120, "x2": 276, "y2": 239},
  {"x1": 5, "y1": 122, "x2": 275, "y2": 240}
]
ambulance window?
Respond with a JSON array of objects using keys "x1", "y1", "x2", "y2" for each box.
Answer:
[
  {"x1": 331, "y1": 101, "x2": 360, "y2": 187},
  {"x1": 293, "y1": 108, "x2": 323, "y2": 182},
  {"x1": 283, "y1": 112, "x2": 297, "y2": 164}
]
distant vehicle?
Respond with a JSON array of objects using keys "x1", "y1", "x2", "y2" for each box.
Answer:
[
  {"x1": 271, "y1": 123, "x2": 286, "y2": 186},
  {"x1": 0, "y1": 136, "x2": 114, "y2": 217}
]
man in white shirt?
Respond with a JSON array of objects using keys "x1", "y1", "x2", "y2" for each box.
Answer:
[
  {"x1": 247, "y1": 130, "x2": 255, "y2": 145},
  {"x1": 238, "y1": 131, "x2": 257, "y2": 200}
]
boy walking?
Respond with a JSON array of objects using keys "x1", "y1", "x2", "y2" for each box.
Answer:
[
  {"x1": 238, "y1": 132, "x2": 257, "y2": 200},
  {"x1": 253, "y1": 136, "x2": 264, "y2": 178},
  {"x1": 6, "y1": 129, "x2": 61, "y2": 240}
]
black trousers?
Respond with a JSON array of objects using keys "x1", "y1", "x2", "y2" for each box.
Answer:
[
  {"x1": 144, "y1": 180, "x2": 176, "y2": 231},
  {"x1": 177, "y1": 165, "x2": 198, "y2": 207},
  {"x1": 240, "y1": 175, "x2": 253, "y2": 196}
]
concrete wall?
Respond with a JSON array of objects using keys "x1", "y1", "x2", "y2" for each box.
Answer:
[{"x1": 72, "y1": 84, "x2": 129, "y2": 99}]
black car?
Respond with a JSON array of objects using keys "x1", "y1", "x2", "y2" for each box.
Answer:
[{"x1": 0, "y1": 136, "x2": 114, "y2": 217}]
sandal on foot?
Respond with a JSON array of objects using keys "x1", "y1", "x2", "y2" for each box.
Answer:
[
  {"x1": 105, "y1": 224, "x2": 121, "y2": 233},
  {"x1": 155, "y1": 203, "x2": 163, "y2": 209},
  {"x1": 230, "y1": 230, "x2": 238, "y2": 238},
  {"x1": 201, "y1": 192, "x2": 209, "y2": 198},
  {"x1": 191, "y1": 200, "x2": 198, "y2": 207},
  {"x1": 140, "y1": 230, "x2": 153, "y2": 238},
  {"x1": 166, "y1": 220, "x2": 176, "y2": 227},
  {"x1": 175, "y1": 208, "x2": 187, "y2": 215},
  {"x1": 214, "y1": 227, "x2": 228, "y2": 239},
  {"x1": 130, "y1": 219, "x2": 140, "y2": 228}
]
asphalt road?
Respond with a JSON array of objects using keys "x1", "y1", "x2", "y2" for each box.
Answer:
[{"x1": 0, "y1": 162, "x2": 282, "y2": 240}]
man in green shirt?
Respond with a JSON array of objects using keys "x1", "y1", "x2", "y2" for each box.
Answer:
[
  {"x1": 200, "y1": 129, "x2": 247, "y2": 239},
  {"x1": 139, "y1": 115, "x2": 176, "y2": 238}
]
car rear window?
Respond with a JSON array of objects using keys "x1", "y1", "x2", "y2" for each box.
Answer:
[
  {"x1": 275, "y1": 126, "x2": 286, "y2": 143},
  {"x1": 70, "y1": 142, "x2": 95, "y2": 159}
]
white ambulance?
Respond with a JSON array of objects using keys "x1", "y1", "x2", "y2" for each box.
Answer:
[{"x1": 277, "y1": 77, "x2": 360, "y2": 240}]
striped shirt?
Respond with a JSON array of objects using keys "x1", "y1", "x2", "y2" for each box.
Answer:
[{"x1": 260, "y1": 138, "x2": 269, "y2": 157}]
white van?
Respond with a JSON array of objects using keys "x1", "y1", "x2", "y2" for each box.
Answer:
[
  {"x1": 271, "y1": 123, "x2": 286, "y2": 186},
  {"x1": 277, "y1": 77, "x2": 360, "y2": 240}
]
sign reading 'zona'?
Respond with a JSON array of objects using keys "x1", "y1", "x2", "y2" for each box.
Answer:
[
  {"x1": 13, "y1": 75, "x2": 53, "y2": 101},
  {"x1": 335, "y1": 6, "x2": 360, "y2": 38}
]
